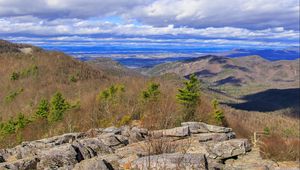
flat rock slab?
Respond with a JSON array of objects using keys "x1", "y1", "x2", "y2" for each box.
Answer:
[
  {"x1": 151, "y1": 126, "x2": 189, "y2": 138},
  {"x1": 131, "y1": 153, "x2": 207, "y2": 170},
  {"x1": 208, "y1": 139, "x2": 251, "y2": 159},
  {"x1": 192, "y1": 132, "x2": 235, "y2": 142},
  {"x1": 181, "y1": 122, "x2": 232, "y2": 133}
]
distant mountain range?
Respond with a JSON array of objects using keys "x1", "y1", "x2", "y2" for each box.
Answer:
[
  {"x1": 222, "y1": 48, "x2": 300, "y2": 61},
  {"x1": 143, "y1": 55, "x2": 299, "y2": 97},
  {"x1": 74, "y1": 47, "x2": 300, "y2": 68}
]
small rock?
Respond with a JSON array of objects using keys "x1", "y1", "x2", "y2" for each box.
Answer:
[
  {"x1": 85, "y1": 128, "x2": 103, "y2": 137},
  {"x1": 103, "y1": 127, "x2": 121, "y2": 134}
]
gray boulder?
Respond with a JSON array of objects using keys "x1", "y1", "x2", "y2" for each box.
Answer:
[
  {"x1": 73, "y1": 137, "x2": 113, "y2": 159},
  {"x1": 181, "y1": 122, "x2": 232, "y2": 133},
  {"x1": 192, "y1": 132, "x2": 236, "y2": 142},
  {"x1": 208, "y1": 139, "x2": 251, "y2": 159},
  {"x1": 102, "y1": 127, "x2": 121, "y2": 134},
  {"x1": 85, "y1": 128, "x2": 103, "y2": 137},
  {"x1": 99, "y1": 134, "x2": 128, "y2": 148},
  {"x1": 36, "y1": 144, "x2": 81, "y2": 169},
  {"x1": 151, "y1": 126, "x2": 189, "y2": 138},
  {"x1": 0, "y1": 157, "x2": 39, "y2": 170},
  {"x1": 131, "y1": 153, "x2": 207, "y2": 170},
  {"x1": 73, "y1": 157, "x2": 112, "y2": 170}
]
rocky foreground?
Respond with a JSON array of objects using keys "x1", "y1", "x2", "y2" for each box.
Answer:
[{"x1": 0, "y1": 122, "x2": 297, "y2": 170}]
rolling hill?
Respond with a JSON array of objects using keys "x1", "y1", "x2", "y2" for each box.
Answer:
[
  {"x1": 0, "y1": 40, "x2": 299, "y2": 162},
  {"x1": 143, "y1": 55, "x2": 299, "y2": 96}
]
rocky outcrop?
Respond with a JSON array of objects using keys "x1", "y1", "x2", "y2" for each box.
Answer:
[{"x1": 0, "y1": 122, "x2": 286, "y2": 170}]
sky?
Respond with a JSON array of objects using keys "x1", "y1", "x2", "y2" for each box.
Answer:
[{"x1": 0, "y1": 0, "x2": 299, "y2": 54}]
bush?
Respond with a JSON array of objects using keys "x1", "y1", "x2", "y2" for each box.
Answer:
[
  {"x1": 211, "y1": 99, "x2": 225, "y2": 125},
  {"x1": 261, "y1": 135, "x2": 300, "y2": 161},
  {"x1": 10, "y1": 72, "x2": 20, "y2": 80},
  {"x1": 10, "y1": 65, "x2": 38, "y2": 81},
  {"x1": 1, "y1": 118, "x2": 16, "y2": 134},
  {"x1": 15, "y1": 113, "x2": 30, "y2": 130},
  {"x1": 142, "y1": 83, "x2": 160, "y2": 101},
  {"x1": 176, "y1": 74, "x2": 201, "y2": 121},
  {"x1": 0, "y1": 113, "x2": 30, "y2": 134},
  {"x1": 48, "y1": 92, "x2": 69, "y2": 122},
  {"x1": 118, "y1": 114, "x2": 132, "y2": 126},
  {"x1": 36, "y1": 99, "x2": 50, "y2": 118},
  {"x1": 69, "y1": 75, "x2": 77, "y2": 82},
  {"x1": 5, "y1": 88, "x2": 24, "y2": 103},
  {"x1": 97, "y1": 84, "x2": 125, "y2": 102}
]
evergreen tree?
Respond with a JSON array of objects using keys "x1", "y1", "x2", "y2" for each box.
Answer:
[
  {"x1": 15, "y1": 113, "x2": 29, "y2": 130},
  {"x1": 142, "y1": 83, "x2": 160, "y2": 101},
  {"x1": 35, "y1": 99, "x2": 50, "y2": 118},
  {"x1": 176, "y1": 74, "x2": 201, "y2": 121},
  {"x1": 211, "y1": 99, "x2": 224, "y2": 124},
  {"x1": 48, "y1": 92, "x2": 69, "y2": 122},
  {"x1": 98, "y1": 84, "x2": 125, "y2": 102}
]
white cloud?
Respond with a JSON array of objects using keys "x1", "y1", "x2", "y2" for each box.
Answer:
[
  {"x1": 0, "y1": 0, "x2": 298, "y2": 30},
  {"x1": 0, "y1": 0, "x2": 299, "y2": 49},
  {"x1": 129, "y1": 0, "x2": 299, "y2": 30},
  {"x1": 0, "y1": 17, "x2": 298, "y2": 41}
]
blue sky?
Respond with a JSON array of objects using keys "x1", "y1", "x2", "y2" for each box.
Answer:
[{"x1": 0, "y1": 0, "x2": 299, "y2": 52}]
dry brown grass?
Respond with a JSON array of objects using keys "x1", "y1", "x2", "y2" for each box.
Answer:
[
  {"x1": 260, "y1": 135, "x2": 300, "y2": 161},
  {"x1": 0, "y1": 43, "x2": 299, "y2": 161},
  {"x1": 224, "y1": 106, "x2": 300, "y2": 138}
]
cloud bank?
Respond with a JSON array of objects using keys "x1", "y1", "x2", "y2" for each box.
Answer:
[{"x1": 0, "y1": 0, "x2": 299, "y2": 50}]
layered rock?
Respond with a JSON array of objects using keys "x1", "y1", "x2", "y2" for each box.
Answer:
[{"x1": 0, "y1": 122, "x2": 286, "y2": 170}]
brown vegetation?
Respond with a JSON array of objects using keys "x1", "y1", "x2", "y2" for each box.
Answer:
[{"x1": 0, "y1": 40, "x2": 299, "y2": 162}]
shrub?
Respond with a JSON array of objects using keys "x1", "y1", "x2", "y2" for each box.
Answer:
[
  {"x1": 118, "y1": 114, "x2": 132, "y2": 126},
  {"x1": 176, "y1": 74, "x2": 201, "y2": 121},
  {"x1": 5, "y1": 88, "x2": 24, "y2": 103},
  {"x1": 10, "y1": 65, "x2": 38, "y2": 81},
  {"x1": 142, "y1": 83, "x2": 160, "y2": 101},
  {"x1": 36, "y1": 99, "x2": 50, "y2": 118},
  {"x1": 48, "y1": 92, "x2": 69, "y2": 122},
  {"x1": 15, "y1": 113, "x2": 30, "y2": 130},
  {"x1": 1, "y1": 118, "x2": 16, "y2": 134},
  {"x1": 97, "y1": 84, "x2": 125, "y2": 102},
  {"x1": 69, "y1": 75, "x2": 77, "y2": 82},
  {"x1": 211, "y1": 99, "x2": 225, "y2": 125},
  {"x1": 261, "y1": 135, "x2": 300, "y2": 161},
  {"x1": 263, "y1": 127, "x2": 270, "y2": 135},
  {"x1": 10, "y1": 72, "x2": 20, "y2": 80},
  {"x1": 0, "y1": 113, "x2": 30, "y2": 134}
]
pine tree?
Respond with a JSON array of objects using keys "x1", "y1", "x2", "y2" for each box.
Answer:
[
  {"x1": 48, "y1": 92, "x2": 69, "y2": 122},
  {"x1": 176, "y1": 74, "x2": 201, "y2": 121},
  {"x1": 142, "y1": 83, "x2": 160, "y2": 101},
  {"x1": 15, "y1": 113, "x2": 29, "y2": 130},
  {"x1": 211, "y1": 99, "x2": 224, "y2": 125},
  {"x1": 35, "y1": 99, "x2": 50, "y2": 118}
]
